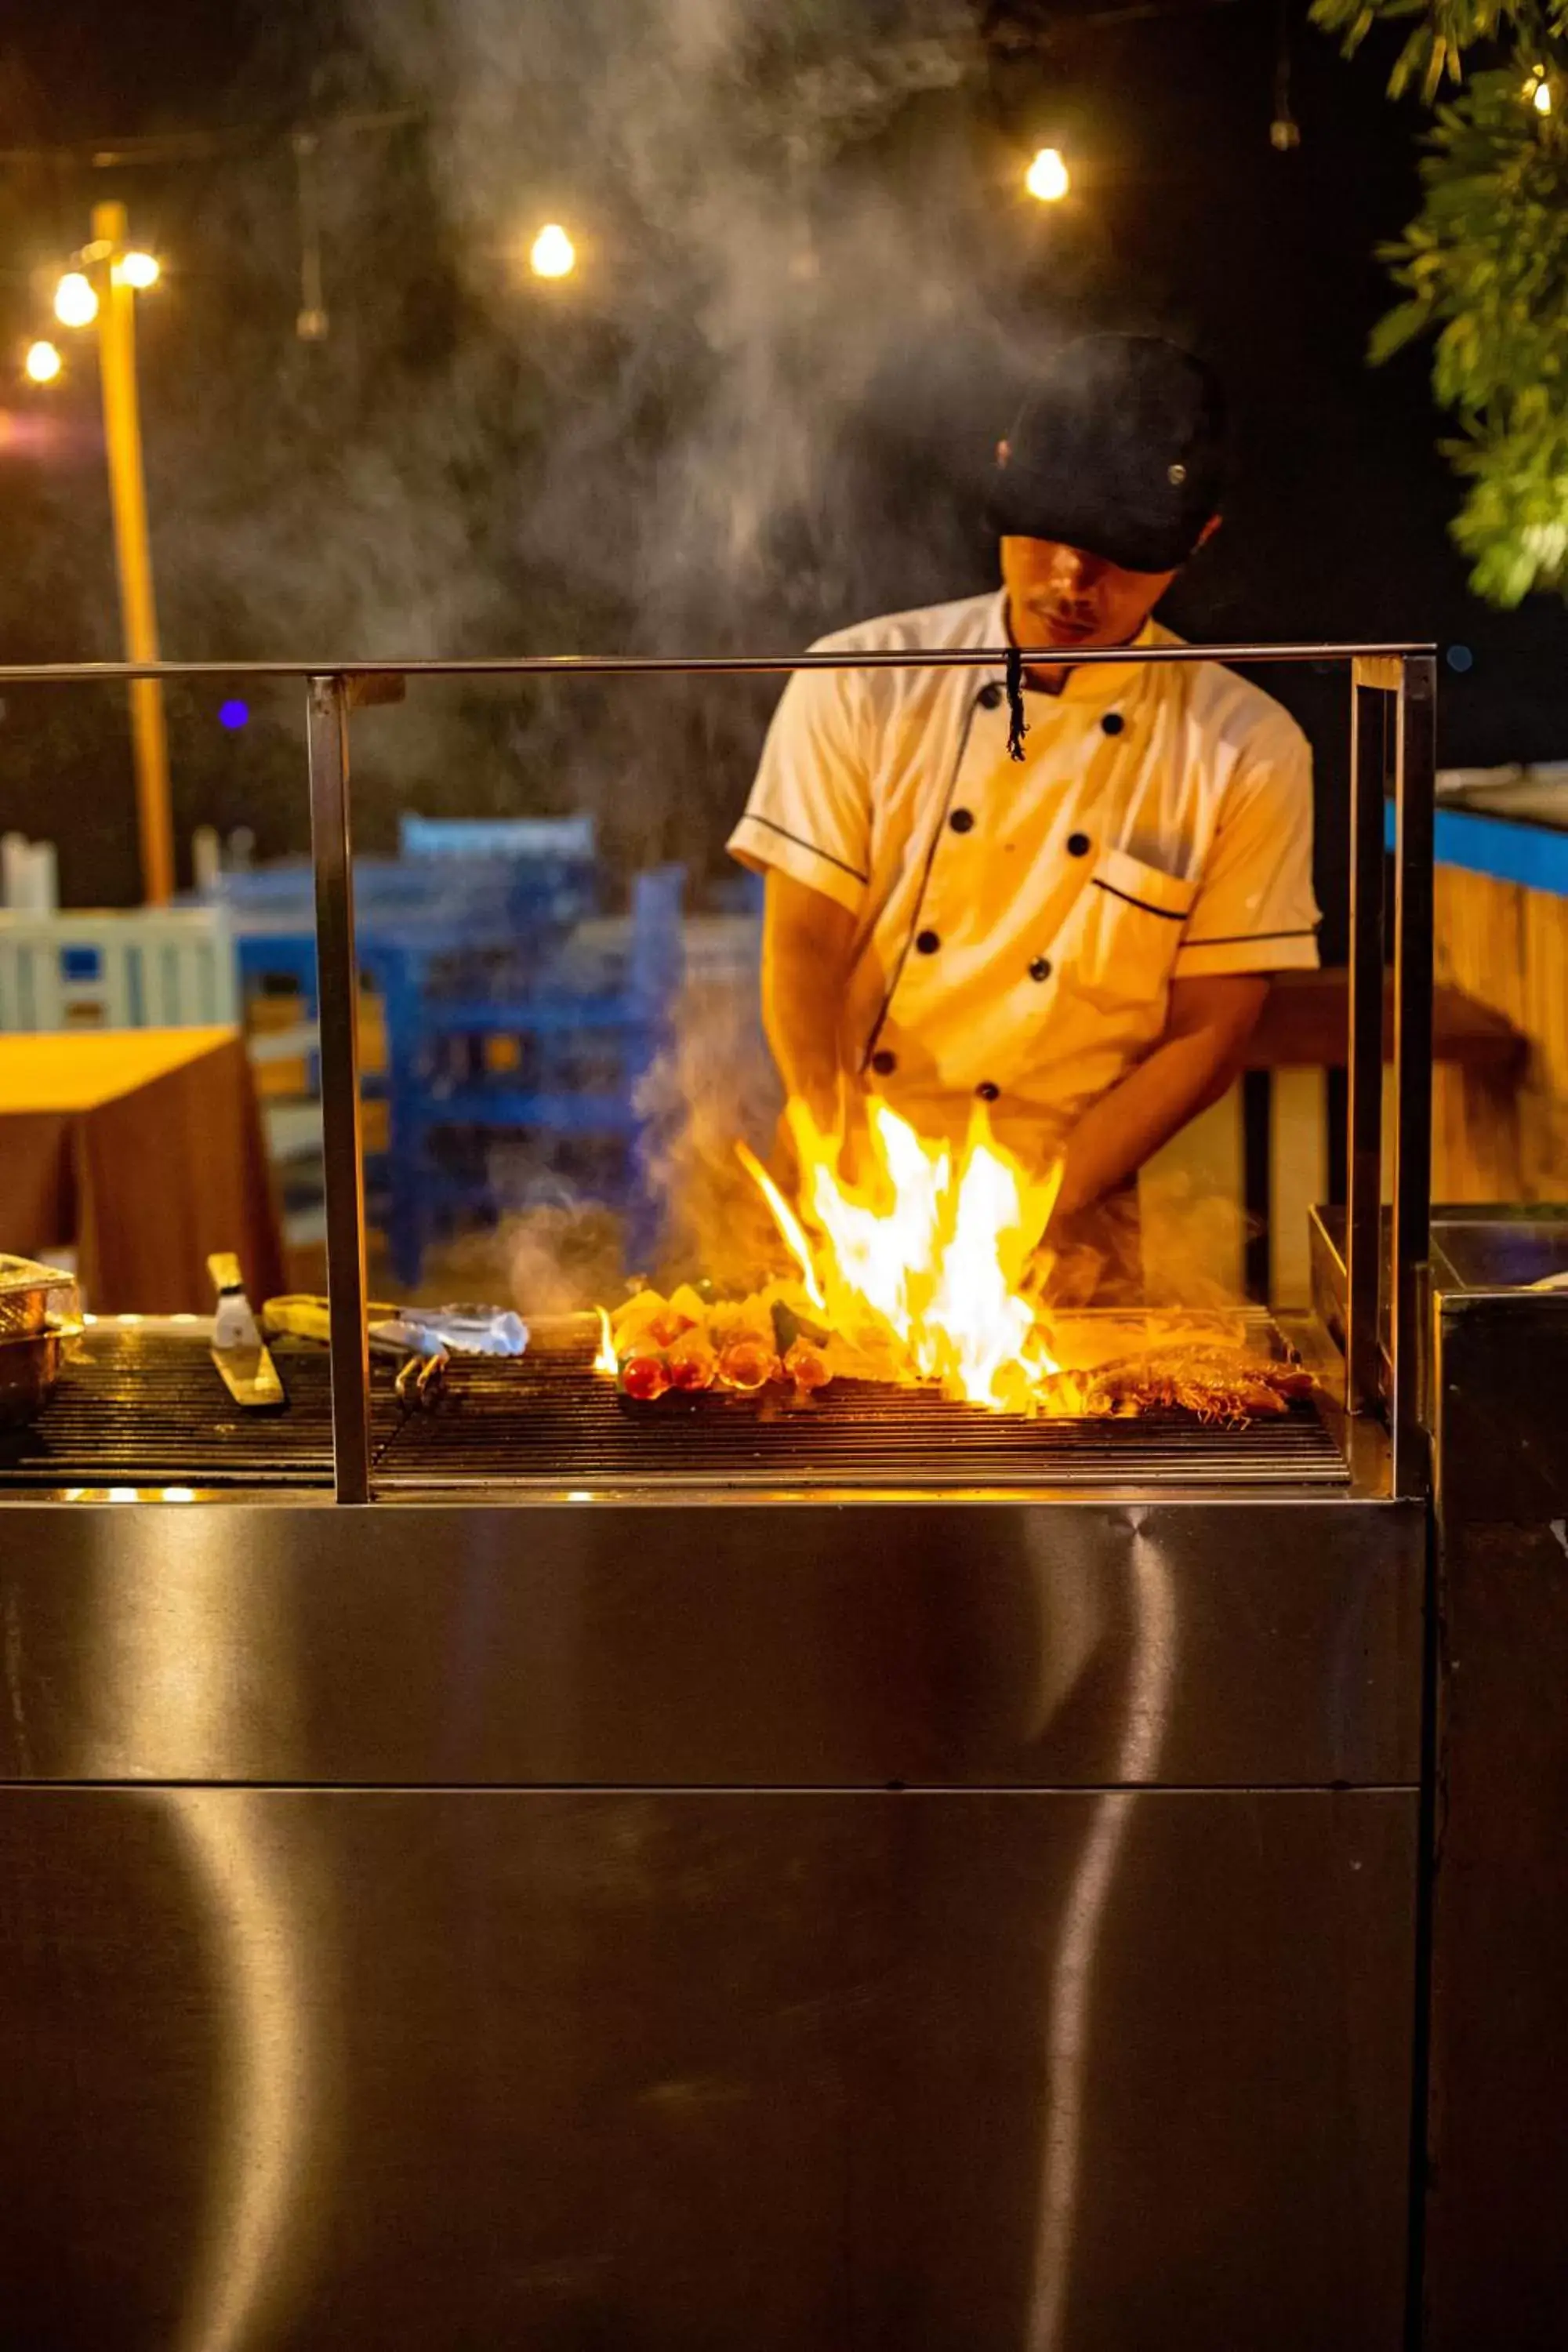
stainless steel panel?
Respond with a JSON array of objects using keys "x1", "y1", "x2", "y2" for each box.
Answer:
[
  {"x1": 1435, "y1": 1292, "x2": 1568, "y2": 1523},
  {"x1": 0, "y1": 1500, "x2": 1422, "y2": 1789},
  {"x1": 1422, "y1": 1519, "x2": 1568, "y2": 2350},
  {"x1": 1421, "y1": 1290, "x2": 1568, "y2": 2347},
  {"x1": 0, "y1": 1784, "x2": 1417, "y2": 2352}
]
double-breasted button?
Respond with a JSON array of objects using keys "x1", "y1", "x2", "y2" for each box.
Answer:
[
  {"x1": 915, "y1": 929, "x2": 941, "y2": 955},
  {"x1": 1029, "y1": 956, "x2": 1052, "y2": 983},
  {"x1": 871, "y1": 1048, "x2": 897, "y2": 1076},
  {"x1": 1066, "y1": 831, "x2": 1091, "y2": 858},
  {"x1": 1101, "y1": 711, "x2": 1125, "y2": 736},
  {"x1": 978, "y1": 683, "x2": 1004, "y2": 710},
  {"x1": 975, "y1": 1081, "x2": 1000, "y2": 1102},
  {"x1": 949, "y1": 808, "x2": 975, "y2": 834}
]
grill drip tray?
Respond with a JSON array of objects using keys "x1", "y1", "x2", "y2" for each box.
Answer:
[{"x1": 1, "y1": 1323, "x2": 1349, "y2": 1493}]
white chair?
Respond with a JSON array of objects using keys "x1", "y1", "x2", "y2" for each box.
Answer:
[{"x1": 0, "y1": 909, "x2": 238, "y2": 1031}]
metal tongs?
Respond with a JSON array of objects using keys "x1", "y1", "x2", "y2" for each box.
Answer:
[
  {"x1": 260, "y1": 1296, "x2": 528, "y2": 1411},
  {"x1": 209, "y1": 1253, "x2": 286, "y2": 1410}
]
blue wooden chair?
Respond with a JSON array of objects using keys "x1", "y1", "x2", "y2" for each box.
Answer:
[{"x1": 376, "y1": 865, "x2": 686, "y2": 1284}]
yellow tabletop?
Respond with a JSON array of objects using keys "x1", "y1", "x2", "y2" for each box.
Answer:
[{"x1": 0, "y1": 1027, "x2": 238, "y2": 1116}]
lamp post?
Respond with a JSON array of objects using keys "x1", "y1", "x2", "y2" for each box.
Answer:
[{"x1": 82, "y1": 199, "x2": 174, "y2": 907}]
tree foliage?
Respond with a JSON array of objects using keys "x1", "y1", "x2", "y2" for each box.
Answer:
[{"x1": 1312, "y1": 0, "x2": 1568, "y2": 602}]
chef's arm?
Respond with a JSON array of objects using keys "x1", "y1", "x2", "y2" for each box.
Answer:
[
  {"x1": 1052, "y1": 974, "x2": 1269, "y2": 1221},
  {"x1": 760, "y1": 871, "x2": 859, "y2": 1131}
]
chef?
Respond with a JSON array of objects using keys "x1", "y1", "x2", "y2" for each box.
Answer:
[{"x1": 728, "y1": 332, "x2": 1319, "y2": 1296}]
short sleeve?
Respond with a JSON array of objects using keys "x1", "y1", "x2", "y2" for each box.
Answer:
[
  {"x1": 728, "y1": 658, "x2": 872, "y2": 918},
  {"x1": 1174, "y1": 716, "x2": 1320, "y2": 978}
]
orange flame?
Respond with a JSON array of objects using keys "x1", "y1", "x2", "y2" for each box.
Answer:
[
  {"x1": 761, "y1": 1097, "x2": 1063, "y2": 1412},
  {"x1": 592, "y1": 1305, "x2": 618, "y2": 1377},
  {"x1": 733, "y1": 1138, "x2": 827, "y2": 1312}
]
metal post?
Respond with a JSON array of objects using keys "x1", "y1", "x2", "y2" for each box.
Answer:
[
  {"x1": 1345, "y1": 676, "x2": 1388, "y2": 1414},
  {"x1": 307, "y1": 675, "x2": 371, "y2": 1503},
  {"x1": 1391, "y1": 655, "x2": 1436, "y2": 1499},
  {"x1": 90, "y1": 200, "x2": 175, "y2": 907}
]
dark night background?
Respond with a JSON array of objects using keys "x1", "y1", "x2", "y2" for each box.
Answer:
[{"x1": 2, "y1": 0, "x2": 1565, "y2": 956}]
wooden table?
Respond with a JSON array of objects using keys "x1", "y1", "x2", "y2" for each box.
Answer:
[{"x1": 0, "y1": 1028, "x2": 285, "y2": 1314}]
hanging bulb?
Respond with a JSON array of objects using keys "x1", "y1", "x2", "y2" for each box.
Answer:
[
  {"x1": 529, "y1": 223, "x2": 577, "y2": 278},
  {"x1": 24, "y1": 339, "x2": 63, "y2": 383},
  {"x1": 1025, "y1": 148, "x2": 1069, "y2": 203},
  {"x1": 53, "y1": 272, "x2": 98, "y2": 329},
  {"x1": 1272, "y1": 1, "x2": 1301, "y2": 151}
]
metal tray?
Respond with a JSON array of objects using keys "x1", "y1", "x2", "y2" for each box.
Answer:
[
  {"x1": 0, "y1": 1321, "x2": 82, "y2": 1428},
  {"x1": 0, "y1": 1257, "x2": 79, "y2": 1341}
]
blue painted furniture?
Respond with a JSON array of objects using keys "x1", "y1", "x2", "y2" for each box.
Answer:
[
  {"x1": 1385, "y1": 800, "x2": 1568, "y2": 897},
  {"x1": 198, "y1": 837, "x2": 683, "y2": 1283},
  {"x1": 377, "y1": 865, "x2": 686, "y2": 1283}
]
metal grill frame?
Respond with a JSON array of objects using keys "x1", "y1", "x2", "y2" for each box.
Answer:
[{"x1": 0, "y1": 640, "x2": 1435, "y2": 1504}]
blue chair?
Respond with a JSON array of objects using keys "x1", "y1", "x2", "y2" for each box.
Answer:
[{"x1": 377, "y1": 865, "x2": 686, "y2": 1284}]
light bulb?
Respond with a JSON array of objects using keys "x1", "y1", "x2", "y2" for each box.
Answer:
[
  {"x1": 1534, "y1": 76, "x2": 1552, "y2": 114},
  {"x1": 115, "y1": 250, "x2": 161, "y2": 289},
  {"x1": 53, "y1": 271, "x2": 99, "y2": 329},
  {"x1": 529, "y1": 223, "x2": 576, "y2": 279},
  {"x1": 24, "y1": 339, "x2": 63, "y2": 384},
  {"x1": 1026, "y1": 147, "x2": 1070, "y2": 204}
]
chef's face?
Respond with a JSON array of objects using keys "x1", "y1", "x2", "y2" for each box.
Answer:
[{"x1": 1000, "y1": 532, "x2": 1200, "y2": 655}]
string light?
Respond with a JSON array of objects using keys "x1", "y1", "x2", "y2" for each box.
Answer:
[
  {"x1": 529, "y1": 223, "x2": 576, "y2": 278},
  {"x1": 24, "y1": 339, "x2": 62, "y2": 383},
  {"x1": 53, "y1": 271, "x2": 98, "y2": 328},
  {"x1": 1525, "y1": 67, "x2": 1553, "y2": 114},
  {"x1": 1025, "y1": 147, "x2": 1070, "y2": 203},
  {"x1": 115, "y1": 249, "x2": 162, "y2": 289}
]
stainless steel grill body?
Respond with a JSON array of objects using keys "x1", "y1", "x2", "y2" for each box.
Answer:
[{"x1": 0, "y1": 1483, "x2": 1423, "y2": 2350}]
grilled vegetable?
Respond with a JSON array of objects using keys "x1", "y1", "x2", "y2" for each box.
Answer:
[
  {"x1": 666, "y1": 1332, "x2": 719, "y2": 1392},
  {"x1": 782, "y1": 1338, "x2": 830, "y2": 1393},
  {"x1": 717, "y1": 1338, "x2": 778, "y2": 1392},
  {"x1": 619, "y1": 1351, "x2": 671, "y2": 1403}
]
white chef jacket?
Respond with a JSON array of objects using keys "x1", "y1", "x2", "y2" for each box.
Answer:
[{"x1": 728, "y1": 588, "x2": 1319, "y2": 1152}]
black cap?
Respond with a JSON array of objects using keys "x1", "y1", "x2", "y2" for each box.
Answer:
[{"x1": 989, "y1": 334, "x2": 1226, "y2": 574}]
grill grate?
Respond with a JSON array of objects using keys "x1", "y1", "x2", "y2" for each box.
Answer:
[
  {"x1": 1, "y1": 1326, "x2": 1348, "y2": 1493},
  {"x1": 0, "y1": 1332, "x2": 341, "y2": 1488},
  {"x1": 379, "y1": 1326, "x2": 1348, "y2": 1491}
]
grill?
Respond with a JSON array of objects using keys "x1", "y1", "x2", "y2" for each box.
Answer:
[
  {"x1": 0, "y1": 1322, "x2": 1348, "y2": 1492},
  {"x1": 0, "y1": 1332, "x2": 339, "y2": 1488}
]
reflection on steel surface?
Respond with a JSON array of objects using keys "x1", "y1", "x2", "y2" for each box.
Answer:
[
  {"x1": 85, "y1": 1519, "x2": 332, "y2": 2352},
  {"x1": 1029, "y1": 1515, "x2": 1178, "y2": 2349},
  {"x1": 165, "y1": 1792, "x2": 328, "y2": 2352}
]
